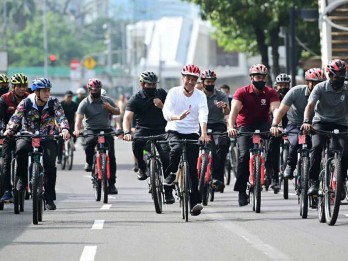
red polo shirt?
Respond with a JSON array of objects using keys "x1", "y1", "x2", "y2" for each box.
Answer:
[{"x1": 233, "y1": 84, "x2": 279, "y2": 127}]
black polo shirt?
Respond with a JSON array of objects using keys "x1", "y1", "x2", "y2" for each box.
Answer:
[{"x1": 126, "y1": 88, "x2": 167, "y2": 132}]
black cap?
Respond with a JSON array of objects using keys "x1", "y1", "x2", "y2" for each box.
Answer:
[{"x1": 65, "y1": 90, "x2": 73, "y2": 96}]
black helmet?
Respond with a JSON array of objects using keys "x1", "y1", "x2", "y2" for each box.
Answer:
[
  {"x1": 10, "y1": 73, "x2": 28, "y2": 86},
  {"x1": 139, "y1": 71, "x2": 159, "y2": 83}
]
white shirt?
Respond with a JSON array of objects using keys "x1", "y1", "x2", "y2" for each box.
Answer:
[{"x1": 162, "y1": 86, "x2": 208, "y2": 134}]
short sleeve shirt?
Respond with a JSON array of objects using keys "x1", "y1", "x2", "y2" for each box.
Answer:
[
  {"x1": 233, "y1": 84, "x2": 279, "y2": 127},
  {"x1": 77, "y1": 95, "x2": 116, "y2": 130},
  {"x1": 206, "y1": 89, "x2": 229, "y2": 124},
  {"x1": 281, "y1": 85, "x2": 310, "y2": 126},
  {"x1": 126, "y1": 88, "x2": 167, "y2": 131},
  {"x1": 308, "y1": 80, "x2": 348, "y2": 126}
]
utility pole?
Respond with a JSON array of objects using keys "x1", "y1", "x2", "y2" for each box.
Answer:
[{"x1": 43, "y1": 0, "x2": 48, "y2": 78}]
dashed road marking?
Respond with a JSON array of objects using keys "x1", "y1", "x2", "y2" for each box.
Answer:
[
  {"x1": 80, "y1": 246, "x2": 97, "y2": 261},
  {"x1": 92, "y1": 220, "x2": 104, "y2": 230},
  {"x1": 100, "y1": 204, "x2": 112, "y2": 210}
]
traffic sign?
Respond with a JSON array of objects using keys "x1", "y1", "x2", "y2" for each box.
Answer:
[
  {"x1": 70, "y1": 59, "x2": 80, "y2": 70},
  {"x1": 83, "y1": 56, "x2": 97, "y2": 69}
]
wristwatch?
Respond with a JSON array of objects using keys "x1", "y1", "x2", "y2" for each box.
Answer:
[{"x1": 303, "y1": 119, "x2": 312, "y2": 124}]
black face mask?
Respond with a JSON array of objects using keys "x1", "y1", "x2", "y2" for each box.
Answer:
[
  {"x1": 204, "y1": 85, "x2": 215, "y2": 92},
  {"x1": 91, "y1": 92, "x2": 101, "y2": 99},
  {"x1": 252, "y1": 81, "x2": 266, "y2": 91},
  {"x1": 0, "y1": 87, "x2": 9, "y2": 96},
  {"x1": 278, "y1": 88, "x2": 289, "y2": 96},
  {"x1": 143, "y1": 88, "x2": 156, "y2": 97},
  {"x1": 330, "y1": 79, "x2": 345, "y2": 90}
]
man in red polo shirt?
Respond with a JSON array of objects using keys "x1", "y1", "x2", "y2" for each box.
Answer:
[{"x1": 227, "y1": 64, "x2": 280, "y2": 206}]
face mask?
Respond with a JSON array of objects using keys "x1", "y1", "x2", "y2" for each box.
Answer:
[
  {"x1": 278, "y1": 88, "x2": 289, "y2": 96},
  {"x1": 330, "y1": 79, "x2": 345, "y2": 90},
  {"x1": 252, "y1": 81, "x2": 266, "y2": 91},
  {"x1": 91, "y1": 92, "x2": 101, "y2": 99},
  {"x1": 204, "y1": 85, "x2": 215, "y2": 92},
  {"x1": 0, "y1": 87, "x2": 8, "y2": 96},
  {"x1": 143, "y1": 88, "x2": 156, "y2": 97}
]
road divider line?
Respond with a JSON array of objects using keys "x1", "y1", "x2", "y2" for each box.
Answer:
[
  {"x1": 100, "y1": 204, "x2": 112, "y2": 210},
  {"x1": 80, "y1": 246, "x2": 97, "y2": 261},
  {"x1": 92, "y1": 220, "x2": 104, "y2": 229},
  {"x1": 344, "y1": 214, "x2": 348, "y2": 218}
]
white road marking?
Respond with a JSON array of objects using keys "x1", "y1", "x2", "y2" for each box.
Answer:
[
  {"x1": 83, "y1": 175, "x2": 91, "y2": 178},
  {"x1": 100, "y1": 204, "x2": 112, "y2": 210},
  {"x1": 80, "y1": 246, "x2": 97, "y2": 261},
  {"x1": 344, "y1": 214, "x2": 348, "y2": 218},
  {"x1": 92, "y1": 220, "x2": 104, "y2": 230}
]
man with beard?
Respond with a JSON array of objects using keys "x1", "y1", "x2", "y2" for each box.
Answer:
[
  {"x1": 270, "y1": 68, "x2": 326, "y2": 180},
  {"x1": 302, "y1": 60, "x2": 348, "y2": 196},
  {"x1": 73, "y1": 79, "x2": 120, "y2": 195},
  {"x1": 227, "y1": 64, "x2": 280, "y2": 206},
  {"x1": 0, "y1": 73, "x2": 30, "y2": 202}
]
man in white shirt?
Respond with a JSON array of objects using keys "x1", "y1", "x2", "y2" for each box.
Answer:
[{"x1": 162, "y1": 64, "x2": 209, "y2": 216}]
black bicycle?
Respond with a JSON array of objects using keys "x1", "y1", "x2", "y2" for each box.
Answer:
[
  {"x1": 224, "y1": 137, "x2": 238, "y2": 185},
  {"x1": 61, "y1": 136, "x2": 74, "y2": 170},
  {"x1": 278, "y1": 131, "x2": 289, "y2": 198}
]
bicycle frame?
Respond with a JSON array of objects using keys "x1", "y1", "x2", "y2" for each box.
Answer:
[
  {"x1": 248, "y1": 132, "x2": 266, "y2": 187},
  {"x1": 96, "y1": 132, "x2": 111, "y2": 181}
]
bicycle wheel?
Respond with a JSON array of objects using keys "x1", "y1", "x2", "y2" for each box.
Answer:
[
  {"x1": 198, "y1": 154, "x2": 208, "y2": 194},
  {"x1": 13, "y1": 176, "x2": 20, "y2": 214},
  {"x1": 231, "y1": 145, "x2": 238, "y2": 178},
  {"x1": 324, "y1": 158, "x2": 342, "y2": 226},
  {"x1": 0, "y1": 158, "x2": 4, "y2": 210},
  {"x1": 282, "y1": 146, "x2": 289, "y2": 199},
  {"x1": 183, "y1": 162, "x2": 190, "y2": 222},
  {"x1": 32, "y1": 163, "x2": 39, "y2": 225},
  {"x1": 61, "y1": 143, "x2": 66, "y2": 170},
  {"x1": 300, "y1": 157, "x2": 309, "y2": 218},
  {"x1": 151, "y1": 158, "x2": 163, "y2": 214},
  {"x1": 177, "y1": 167, "x2": 185, "y2": 220},
  {"x1": 254, "y1": 156, "x2": 261, "y2": 213},
  {"x1": 224, "y1": 153, "x2": 231, "y2": 185},
  {"x1": 318, "y1": 170, "x2": 326, "y2": 223},
  {"x1": 92, "y1": 157, "x2": 101, "y2": 201},
  {"x1": 101, "y1": 154, "x2": 108, "y2": 204},
  {"x1": 38, "y1": 173, "x2": 44, "y2": 222},
  {"x1": 67, "y1": 140, "x2": 74, "y2": 170}
]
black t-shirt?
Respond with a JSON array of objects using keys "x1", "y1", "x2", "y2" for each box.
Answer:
[
  {"x1": 61, "y1": 100, "x2": 78, "y2": 127},
  {"x1": 126, "y1": 88, "x2": 167, "y2": 131}
]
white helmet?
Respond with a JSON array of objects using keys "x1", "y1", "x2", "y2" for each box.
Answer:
[{"x1": 76, "y1": 87, "x2": 86, "y2": 95}]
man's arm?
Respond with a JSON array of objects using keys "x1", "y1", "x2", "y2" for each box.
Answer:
[
  {"x1": 271, "y1": 103, "x2": 290, "y2": 126},
  {"x1": 228, "y1": 99, "x2": 242, "y2": 129},
  {"x1": 73, "y1": 113, "x2": 84, "y2": 137},
  {"x1": 269, "y1": 101, "x2": 280, "y2": 116},
  {"x1": 122, "y1": 110, "x2": 134, "y2": 133}
]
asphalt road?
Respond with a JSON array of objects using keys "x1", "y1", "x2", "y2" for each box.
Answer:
[{"x1": 1, "y1": 138, "x2": 348, "y2": 261}]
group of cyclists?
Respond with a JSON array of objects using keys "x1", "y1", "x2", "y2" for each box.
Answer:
[{"x1": 0, "y1": 58, "x2": 347, "y2": 219}]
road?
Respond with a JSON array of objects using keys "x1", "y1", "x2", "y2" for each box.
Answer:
[{"x1": 1, "y1": 138, "x2": 348, "y2": 261}]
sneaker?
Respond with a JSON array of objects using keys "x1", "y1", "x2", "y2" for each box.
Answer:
[
  {"x1": 191, "y1": 204, "x2": 203, "y2": 216},
  {"x1": 57, "y1": 159, "x2": 62, "y2": 164},
  {"x1": 212, "y1": 179, "x2": 225, "y2": 192},
  {"x1": 45, "y1": 200, "x2": 56, "y2": 210},
  {"x1": 164, "y1": 189, "x2": 175, "y2": 204},
  {"x1": 137, "y1": 170, "x2": 148, "y2": 181},
  {"x1": 283, "y1": 165, "x2": 294, "y2": 180},
  {"x1": 308, "y1": 180, "x2": 319, "y2": 196},
  {"x1": 84, "y1": 163, "x2": 92, "y2": 172},
  {"x1": 108, "y1": 184, "x2": 118, "y2": 194},
  {"x1": 238, "y1": 192, "x2": 249, "y2": 207},
  {"x1": 1, "y1": 191, "x2": 13, "y2": 202},
  {"x1": 164, "y1": 173, "x2": 176, "y2": 185}
]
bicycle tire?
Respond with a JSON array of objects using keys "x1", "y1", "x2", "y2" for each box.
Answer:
[
  {"x1": 92, "y1": 157, "x2": 101, "y2": 201},
  {"x1": 184, "y1": 162, "x2": 190, "y2": 222},
  {"x1": 19, "y1": 190, "x2": 25, "y2": 212},
  {"x1": 224, "y1": 160, "x2": 231, "y2": 186},
  {"x1": 178, "y1": 167, "x2": 185, "y2": 220},
  {"x1": 0, "y1": 157, "x2": 4, "y2": 210},
  {"x1": 38, "y1": 173, "x2": 44, "y2": 222},
  {"x1": 325, "y1": 158, "x2": 342, "y2": 226},
  {"x1": 32, "y1": 163, "x2": 39, "y2": 225},
  {"x1": 318, "y1": 170, "x2": 326, "y2": 223},
  {"x1": 101, "y1": 154, "x2": 108, "y2": 204},
  {"x1": 61, "y1": 143, "x2": 66, "y2": 170},
  {"x1": 202, "y1": 183, "x2": 210, "y2": 206},
  {"x1": 254, "y1": 156, "x2": 261, "y2": 213},
  {"x1": 282, "y1": 146, "x2": 289, "y2": 199},
  {"x1": 198, "y1": 154, "x2": 208, "y2": 194},
  {"x1": 209, "y1": 186, "x2": 214, "y2": 202},
  {"x1": 151, "y1": 158, "x2": 163, "y2": 214},
  {"x1": 231, "y1": 145, "x2": 238, "y2": 178},
  {"x1": 300, "y1": 157, "x2": 309, "y2": 218},
  {"x1": 67, "y1": 140, "x2": 74, "y2": 170}
]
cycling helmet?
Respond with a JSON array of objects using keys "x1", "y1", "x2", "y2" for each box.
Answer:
[
  {"x1": 201, "y1": 69, "x2": 217, "y2": 80},
  {"x1": 275, "y1": 73, "x2": 291, "y2": 83},
  {"x1": 10, "y1": 73, "x2": 28, "y2": 85},
  {"x1": 31, "y1": 78, "x2": 52, "y2": 91},
  {"x1": 305, "y1": 68, "x2": 326, "y2": 82},
  {"x1": 139, "y1": 71, "x2": 159, "y2": 83},
  {"x1": 181, "y1": 64, "x2": 200, "y2": 77},
  {"x1": 76, "y1": 87, "x2": 86, "y2": 95},
  {"x1": 326, "y1": 59, "x2": 346, "y2": 77},
  {"x1": 0, "y1": 74, "x2": 9, "y2": 84},
  {"x1": 87, "y1": 78, "x2": 102, "y2": 90},
  {"x1": 249, "y1": 64, "x2": 268, "y2": 75}
]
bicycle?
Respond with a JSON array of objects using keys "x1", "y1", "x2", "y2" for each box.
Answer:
[
  {"x1": 169, "y1": 139, "x2": 200, "y2": 222},
  {"x1": 278, "y1": 131, "x2": 289, "y2": 198},
  {"x1": 84, "y1": 131, "x2": 116, "y2": 204},
  {"x1": 135, "y1": 134, "x2": 167, "y2": 214},
  {"x1": 60, "y1": 136, "x2": 74, "y2": 170},
  {"x1": 0, "y1": 136, "x2": 4, "y2": 210},
  {"x1": 239, "y1": 130, "x2": 268, "y2": 213},
  {"x1": 315, "y1": 129, "x2": 347, "y2": 226},
  {"x1": 224, "y1": 137, "x2": 238, "y2": 186}
]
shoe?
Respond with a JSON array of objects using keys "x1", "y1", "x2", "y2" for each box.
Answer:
[
  {"x1": 1, "y1": 191, "x2": 13, "y2": 202},
  {"x1": 45, "y1": 200, "x2": 56, "y2": 210},
  {"x1": 238, "y1": 192, "x2": 249, "y2": 207},
  {"x1": 164, "y1": 189, "x2": 175, "y2": 204},
  {"x1": 108, "y1": 184, "x2": 118, "y2": 194},
  {"x1": 191, "y1": 204, "x2": 203, "y2": 216},
  {"x1": 57, "y1": 159, "x2": 62, "y2": 164},
  {"x1": 283, "y1": 165, "x2": 294, "y2": 180},
  {"x1": 212, "y1": 179, "x2": 225, "y2": 192},
  {"x1": 84, "y1": 163, "x2": 92, "y2": 172},
  {"x1": 137, "y1": 170, "x2": 148, "y2": 180},
  {"x1": 308, "y1": 180, "x2": 319, "y2": 196},
  {"x1": 270, "y1": 179, "x2": 280, "y2": 190},
  {"x1": 164, "y1": 173, "x2": 176, "y2": 185}
]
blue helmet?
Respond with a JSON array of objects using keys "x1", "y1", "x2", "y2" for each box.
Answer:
[{"x1": 31, "y1": 78, "x2": 52, "y2": 91}]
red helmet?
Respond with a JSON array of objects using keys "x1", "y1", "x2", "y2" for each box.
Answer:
[
  {"x1": 326, "y1": 59, "x2": 346, "y2": 77},
  {"x1": 181, "y1": 64, "x2": 200, "y2": 77},
  {"x1": 305, "y1": 68, "x2": 326, "y2": 82},
  {"x1": 249, "y1": 64, "x2": 268, "y2": 75},
  {"x1": 87, "y1": 78, "x2": 102, "y2": 90},
  {"x1": 201, "y1": 69, "x2": 217, "y2": 80}
]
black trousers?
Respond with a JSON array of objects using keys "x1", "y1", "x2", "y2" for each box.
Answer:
[
  {"x1": 16, "y1": 139, "x2": 57, "y2": 201},
  {"x1": 83, "y1": 129, "x2": 117, "y2": 185},
  {"x1": 2, "y1": 137, "x2": 16, "y2": 191},
  {"x1": 234, "y1": 122, "x2": 280, "y2": 193}
]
